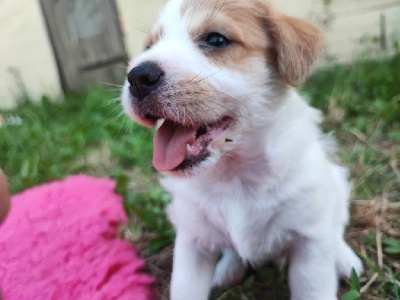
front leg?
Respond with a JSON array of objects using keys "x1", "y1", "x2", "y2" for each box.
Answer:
[
  {"x1": 170, "y1": 232, "x2": 219, "y2": 300},
  {"x1": 289, "y1": 238, "x2": 337, "y2": 300},
  {"x1": 212, "y1": 249, "x2": 247, "y2": 288}
]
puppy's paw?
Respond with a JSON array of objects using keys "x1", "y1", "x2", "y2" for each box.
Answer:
[
  {"x1": 336, "y1": 244, "x2": 363, "y2": 278},
  {"x1": 212, "y1": 251, "x2": 247, "y2": 288}
]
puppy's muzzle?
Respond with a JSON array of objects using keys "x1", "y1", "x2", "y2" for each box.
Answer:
[{"x1": 128, "y1": 61, "x2": 164, "y2": 101}]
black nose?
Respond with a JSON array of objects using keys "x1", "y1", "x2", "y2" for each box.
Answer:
[{"x1": 128, "y1": 62, "x2": 164, "y2": 100}]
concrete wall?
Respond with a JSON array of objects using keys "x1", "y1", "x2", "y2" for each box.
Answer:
[
  {"x1": 0, "y1": 0, "x2": 168, "y2": 109},
  {"x1": 116, "y1": 0, "x2": 168, "y2": 59},
  {"x1": 117, "y1": 0, "x2": 400, "y2": 62},
  {"x1": 272, "y1": 0, "x2": 400, "y2": 63},
  {"x1": 0, "y1": 0, "x2": 61, "y2": 109},
  {"x1": 0, "y1": 0, "x2": 399, "y2": 109}
]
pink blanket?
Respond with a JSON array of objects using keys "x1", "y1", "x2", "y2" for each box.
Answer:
[{"x1": 0, "y1": 176, "x2": 156, "y2": 300}]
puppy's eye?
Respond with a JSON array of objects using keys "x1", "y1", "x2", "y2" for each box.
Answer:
[
  {"x1": 145, "y1": 44, "x2": 152, "y2": 51},
  {"x1": 203, "y1": 32, "x2": 231, "y2": 49}
]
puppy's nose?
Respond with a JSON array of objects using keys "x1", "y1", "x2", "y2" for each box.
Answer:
[{"x1": 128, "y1": 62, "x2": 164, "y2": 100}]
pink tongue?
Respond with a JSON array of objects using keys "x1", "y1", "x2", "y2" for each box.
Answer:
[{"x1": 153, "y1": 121, "x2": 196, "y2": 172}]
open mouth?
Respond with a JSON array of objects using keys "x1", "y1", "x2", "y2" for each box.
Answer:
[{"x1": 147, "y1": 115, "x2": 234, "y2": 172}]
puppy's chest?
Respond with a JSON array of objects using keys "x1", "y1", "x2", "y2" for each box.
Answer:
[
  {"x1": 207, "y1": 199, "x2": 290, "y2": 261},
  {"x1": 169, "y1": 184, "x2": 292, "y2": 261}
]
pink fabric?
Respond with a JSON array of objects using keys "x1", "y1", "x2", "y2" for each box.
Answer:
[{"x1": 0, "y1": 176, "x2": 156, "y2": 300}]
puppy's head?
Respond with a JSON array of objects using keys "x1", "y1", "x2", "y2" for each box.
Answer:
[{"x1": 122, "y1": 0, "x2": 324, "y2": 176}]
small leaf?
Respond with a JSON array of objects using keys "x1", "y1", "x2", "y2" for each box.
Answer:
[
  {"x1": 383, "y1": 238, "x2": 400, "y2": 254},
  {"x1": 148, "y1": 235, "x2": 173, "y2": 255},
  {"x1": 341, "y1": 290, "x2": 361, "y2": 300},
  {"x1": 383, "y1": 238, "x2": 400, "y2": 247},
  {"x1": 391, "y1": 283, "x2": 399, "y2": 299},
  {"x1": 114, "y1": 173, "x2": 129, "y2": 196},
  {"x1": 384, "y1": 247, "x2": 400, "y2": 254},
  {"x1": 350, "y1": 268, "x2": 361, "y2": 291},
  {"x1": 363, "y1": 232, "x2": 377, "y2": 248},
  {"x1": 358, "y1": 251, "x2": 381, "y2": 274}
]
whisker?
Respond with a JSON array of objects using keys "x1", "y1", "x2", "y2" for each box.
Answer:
[
  {"x1": 194, "y1": 69, "x2": 222, "y2": 84},
  {"x1": 106, "y1": 88, "x2": 124, "y2": 92},
  {"x1": 215, "y1": 0, "x2": 228, "y2": 18},
  {"x1": 118, "y1": 114, "x2": 129, "y2": 134},
  {"x1": 205, "y1": 0, "x2": 220, "y2": 24},
  {"x1": 133, "y1": 23, "x2": 152, "y2": 35},
  {"x1": 102, "y1": 97, "x2": 121, "y2": 107},
  {"x1": 188, "y1": 73, "x2": 202, "y2": 83},
  {"x1": 110, "y1": 111, "x2": 125, "y2": 125},
  {"x1": 116, "y1": 64, "x2": 129, "y2": 70},
  {"x1": 99, "y1": 82, "x2": 124, "y2": 88},
  {"x1": 105, "y1": 104, "x2": 122, "y2": 120},
  {"x1": 206, "y1": 0, "x2": 227, "y2": 24}
]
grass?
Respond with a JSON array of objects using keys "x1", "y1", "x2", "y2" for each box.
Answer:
[
  {"x1": 1, "y1": 51, "x2": 399, "y2": 299},
  {"x1": 0, "y1": 89, "x2": 154, "y2": 193}
]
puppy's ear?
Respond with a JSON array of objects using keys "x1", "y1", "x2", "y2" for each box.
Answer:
[{"x1": 266, "y1": 12, "x2": 325, "y2": 86}]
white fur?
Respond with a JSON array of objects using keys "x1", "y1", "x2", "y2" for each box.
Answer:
[{"x1": 121, "y1": 0, "x2": 363, "y2": 299}]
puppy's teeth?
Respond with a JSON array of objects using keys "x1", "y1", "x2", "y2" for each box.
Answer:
[
  {"x1": 187, "y1": 144, "x2": 193, "y2": 152},
  {"x1": 156, "y1": 119, "x2": 165, "y2": 129}
]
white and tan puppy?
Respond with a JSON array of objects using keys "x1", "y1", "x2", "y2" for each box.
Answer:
[{"x1": 121, "y1": 0, "x2": 363, "y2": 299}]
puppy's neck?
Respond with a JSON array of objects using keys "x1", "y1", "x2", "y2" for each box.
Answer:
[
  {"x1": 197, "y1": 89, "x2": 318, "y2": 191},
  {"x1": 202, "y1": 139, "x2": 270, "y2": 190}
]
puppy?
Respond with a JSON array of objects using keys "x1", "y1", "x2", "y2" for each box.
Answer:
[{"x1": 121, "y1": 0, "x2": 363, "y2": 299}]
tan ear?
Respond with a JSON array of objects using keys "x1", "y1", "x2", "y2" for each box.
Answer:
[{"x1": 266, "y1": 13, "x2": 325, "y2": 86}]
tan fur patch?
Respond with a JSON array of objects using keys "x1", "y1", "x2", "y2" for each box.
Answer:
[
  {"x1": 181, "y1": 0, "x2": 271, "y2": 78},
  {"x1": 180, "y1": 0, "x2": 324, "y2": 86},
  {"x1": 265, "y1": 12, "x2": 325, "y2": 86}
]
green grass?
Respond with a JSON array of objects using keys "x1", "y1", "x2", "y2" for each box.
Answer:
[
  {"x1": 1, "y1": 52, "x2": 399, "y2": 299},
  {"x1": 0, "y1": 89, "x2": 154, "y2": 193},
  {"x1": 303, "y1": 53, "x2": 400, "y2": 202}
]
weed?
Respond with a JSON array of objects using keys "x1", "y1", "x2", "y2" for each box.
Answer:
[{"x1": 341, "y1": 269, "x2": 361, "y2": 300}]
